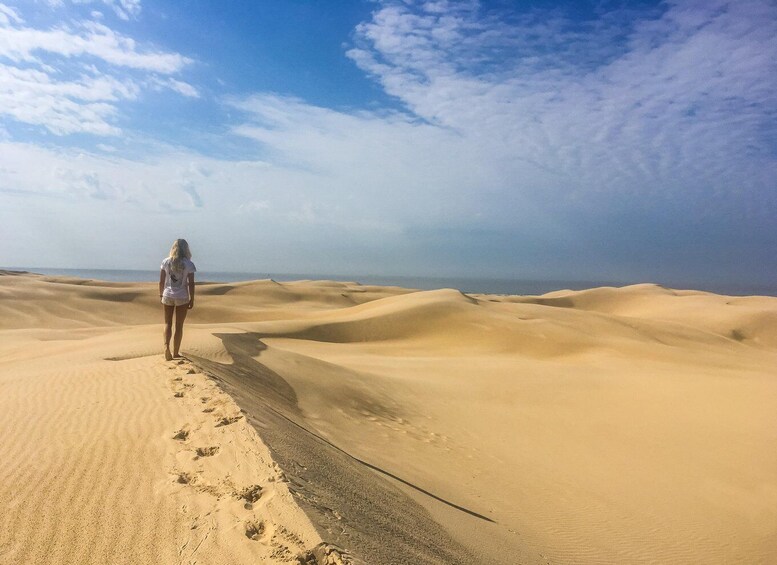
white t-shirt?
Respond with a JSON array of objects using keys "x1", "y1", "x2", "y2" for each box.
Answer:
[{"x1": 161, "y1": 257, "x2": 196, "y2": 300}]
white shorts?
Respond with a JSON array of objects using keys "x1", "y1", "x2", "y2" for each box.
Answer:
[{"x1": 161, "y1": 296, "x2": 190, "y2": 306}]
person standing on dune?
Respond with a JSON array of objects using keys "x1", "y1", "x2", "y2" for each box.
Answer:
[{"x1": 159, "y1": 239, "x2": 196, "y2": 360}]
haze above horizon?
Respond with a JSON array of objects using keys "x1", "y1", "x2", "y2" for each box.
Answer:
[{"x1": 0, "y1": 0, "x2": 775, "y2": 285}]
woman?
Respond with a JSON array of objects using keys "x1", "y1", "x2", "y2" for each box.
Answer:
[{"x1": 159, "y1": 239, "x2": 196, "y2": 360}]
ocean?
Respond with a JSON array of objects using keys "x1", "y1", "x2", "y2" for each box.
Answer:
[{"x1": 3, "y1": 267, "x2": 775, "y2": 297}]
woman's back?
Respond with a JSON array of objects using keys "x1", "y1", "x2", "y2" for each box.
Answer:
[{"x1": 161, "y1": 257, "x2": 196, "y2": 300}]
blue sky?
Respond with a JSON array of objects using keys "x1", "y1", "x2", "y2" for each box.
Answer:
[{"x1": 0, "y1": 0, "x2": 775, "y2": 286}]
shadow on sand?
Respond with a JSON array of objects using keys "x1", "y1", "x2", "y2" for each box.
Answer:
[{"x1": 188, "y1": 331, "x2": 490, "y2": 565}]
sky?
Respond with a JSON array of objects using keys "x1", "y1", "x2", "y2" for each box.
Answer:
[{"x1": 0, "y1": 0, "x2": 775, "y2": 286}]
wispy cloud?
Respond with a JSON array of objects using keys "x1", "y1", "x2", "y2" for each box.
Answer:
[
  {"x1": 0, "y1": 17, "x2": 186, "y2": 71},
  {"x1": 223, "y1": 0, "x2": 777, "y2": 238},
  {"x1": 47, "y1": 0, "x2": 142, "y2": 22},
  {"x1": 344, "y1": 0, "x2": 777, "y2": 217},
  {"x1": 0, "y1": 2, "x2": 194, "y2": 135},
  {"x1": 217, "y1": 0, "x2": 777, "y2": 279},
  {"x1": 229, "y1": 92, "x2": 520, "y2": 231},
  {"x1": 92, "y1": 0, "x2": 142, "y2": 21},
  {"x1": 152, "y1": 77, "x2": 199, "y2": 98}
]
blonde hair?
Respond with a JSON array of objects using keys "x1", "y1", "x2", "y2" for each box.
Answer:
[{"x1": 169, "y1": 239, "x2": 192, "y2": 273}]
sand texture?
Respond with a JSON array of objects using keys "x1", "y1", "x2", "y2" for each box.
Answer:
[{"x1": 1, "y1": 271, "x2": 776, "y2": 564}]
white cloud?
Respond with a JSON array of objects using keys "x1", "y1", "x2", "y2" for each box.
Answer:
[
  {"x1": 0, "y1": 3, "x2": 21, "y2": 25},
  {"x1": 0, "y1": 138, "x2": 274, "y2": 215},
  {"x1": 151, "y1": 76, "x2": 199, "y2": 98},
  {"x1": 0, "y1": 19, "x2": 188, "y2": 72},
  {"x1": 0, "y1": 3, "x2": 192, "y2": 135},
  {"x1": 213, "y1": 0, "x2": 776, "y2": 279},
  {"x1": 69, "y1": 0, "x2": 141, "y2": 21},
  {"x1": 342, "y1": 0, "x2": 777, "y2": 219},
  {"x1": 103, "y1": 0, "x2": 141, "y2": 21},
  {"x1": 228, "y1": 93, "x2": 528, "y2": 231}
]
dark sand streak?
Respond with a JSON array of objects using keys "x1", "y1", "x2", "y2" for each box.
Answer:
[
  {"x1": 260, "y1": 393, "x2": 495, "y2": 523},
  {"x1": 186, "y1": 332, "x2": 478, "y2": 565}
]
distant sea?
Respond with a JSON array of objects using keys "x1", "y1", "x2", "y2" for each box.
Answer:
[{"x1": 2, "y1": 267, "x2": 775, "y2": 297}]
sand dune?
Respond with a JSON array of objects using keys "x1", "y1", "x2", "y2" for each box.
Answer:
[
  {"x1": 509, "y1": 283, "x2": 777, "y2": 349},
  {"x1": 1, "y1": 271, "x2": 775, "y2": 564}
]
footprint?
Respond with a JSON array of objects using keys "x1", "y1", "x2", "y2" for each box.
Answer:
[
  {"x1": 238, "y1": 484, "x2": 262, "y2": 504},
  {"x1": 195, "y1": 446, "x2": 219, "y2": 458},
  {"x1": 174, "y1": 391, "x2": 185, "y2": 398},
  {"x1": 177, "y1": 472, "x2": 195, "y2": 484},
  {"x1": 296, "y1": 543, "x2": 348, "y2": 564},
  {"x1": 202, "y1": 407, "x2": 215, "y2": 413},
  {"x1": 172, "y1": 376, "x2": 182, "y2": 381},
  {"x1": 270, "y1": 545, "x2": 292, "y2": 560},
  {"x1": 275, "y1": 525, "x2": 305, "y2": 550},
  {"x1": 200, "y1": 397, "x2": 210, "y2": 403},
  {"x1": 196, "y1": 483, "x2": 222, "y2": 498},
  {"x1": 244, "y1": 520, "x2": 265, "y2": 541},
  {"x1": 215, "y1": 415, "x2": 242, "y2": 427},
  {"x1": 173, "y1": 429, "x2": 189, "y2": 441}
]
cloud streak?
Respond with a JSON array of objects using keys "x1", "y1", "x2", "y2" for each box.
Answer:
[
  {"x1": 345, "y1": 0, "x2": 777, "y2": 216},
  {"x1": 217, "y1": 0, "x2": 777, "y2": 280},
  {"x1": 0, "y1": 3, "x2": 194, "y2": 135},
  {"x1": 45, "y1": 0, "x2": 142, "y2": 21}
]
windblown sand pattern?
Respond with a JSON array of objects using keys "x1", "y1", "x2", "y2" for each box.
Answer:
[{"x1": 0, "y1": 271, "x2": 775, "y2": 564}]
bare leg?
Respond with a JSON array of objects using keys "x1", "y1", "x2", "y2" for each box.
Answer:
[
  {"x1": 172, "y1": 304, "x2": 189, "y2": 358},
  {"x1": 163, "y1": 304, "x2": 174, "y2": 360}
]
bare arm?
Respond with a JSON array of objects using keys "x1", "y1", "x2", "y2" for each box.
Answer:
[
  {"x1": 188, "y1": 273, "x2": 195, "y2": 309},
  {"x1": 159, "y1": 269, "x2": 165, "y2": 297}
]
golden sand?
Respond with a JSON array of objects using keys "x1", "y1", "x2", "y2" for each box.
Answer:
[{"x1": 1, "y1": 271, "x2": 775, "y2": 564}]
